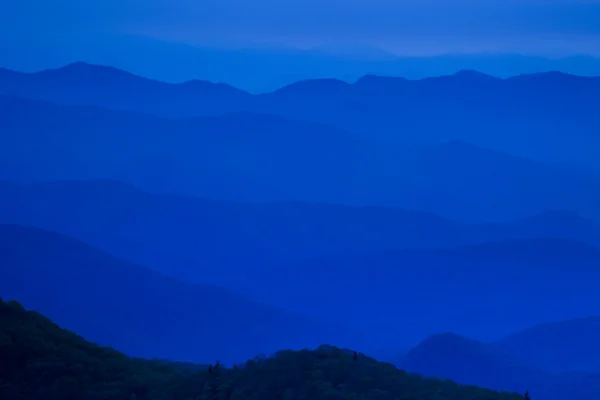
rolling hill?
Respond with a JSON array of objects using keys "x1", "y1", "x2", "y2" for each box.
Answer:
[{"x1": 0, "y1": 224, "x2": 360, "y2": 364}]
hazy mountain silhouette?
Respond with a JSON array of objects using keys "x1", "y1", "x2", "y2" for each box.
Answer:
[
  {"x1": 495, "y1": 317, "x2": 600, "y2": 374},
  {"x1": 264, "y1": 72, "x2": 600, "y2": 168},
  {"x1": 234, "y1": 238, "x2": 600, "y2": 346},
  {"x1": 400, "y1": 333, "x2": 545, "y2": 393},
  {"x1": 3, "y1": 32, "x2": 600, "y2": 91},
  {"x1": 0, "y1": 180, "x2": 598, "y2": 285},
  {"x1": 1, "y1": 62, "x2": 599, "y2": 167},
  {"x1": 0, "y1": 296, "x2": 524, "y2": 400},
  {"x1": 2, "y1": 96, "x2": 597, "y2": 221},
  {"x1": 399, "y1": 332, "x2": 600, "y2": 400},
  {"x1": 0, "y1": 180, "x2": 465, "y2": 284},
  {"x1": 0, "y1": 62, "x2": 249, "y2": 117},
  {"x1": 0, "y1": 224, "x2": 361, "y2": 364}
]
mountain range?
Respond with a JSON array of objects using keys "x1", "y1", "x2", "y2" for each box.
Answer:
[
  {"x1": 1, "y1": 95, "x2": 598, "y2": 221},
  {"x1": 0, "y1": 179, "x2": 598, "y2": 285},
  {"x1": 241, "y1": 237, "x2": 600, "y2": 345},
  {"x1": 495, "y1": 316, "x2": 600, "y2": 374},
  {"x1": 0, "y1": 224, "x2": 361, "y2": 364},
  {"x1": 3, "y1": 222, "x2": 600, "y2": 397},
  {"x1": 2, "y1": 34, "x2": 600, "y2": 92},
  {"x1": 399, "y1": 317, "x2": 600, "y2": 400},
  {"x1": 0, "y1": 296, "x2": 523, "y2": 400},
  {"x1": 1, "y1": 179, "x2": 600, "y2": 347},
  {"x1": 2, "y1": 59, "x2": 600, "y2": 400},
  {"x1": 1, "y1": 62, "x2": 599, "y2": 169}
]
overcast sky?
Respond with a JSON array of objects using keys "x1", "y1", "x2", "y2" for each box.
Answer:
[{"x1": 1, "y1": 0, "x2": 600, "y2": 55}]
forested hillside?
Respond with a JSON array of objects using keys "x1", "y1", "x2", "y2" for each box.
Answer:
[{"x1": 0, "y1": 298, "x2": 524, "y2": 400}]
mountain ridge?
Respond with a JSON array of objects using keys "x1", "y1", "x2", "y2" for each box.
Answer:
[
  {"x1": 1, "y1": 179, "x2": 599, "y2": 285},
  {"x1": 399, "y1": 330, "x2": 600, "y2": 400},
  {"x1": 2, "y1": 95, "x2": 597, "y2": 221},
  {"x1": 0, "y1": 224, "x2": 362, "y2": 363},
  {"x1": 3, "y1": 62, "x2": 599, "y2": 93},
  {"x1": 235, "y1": 236, "x2": 600, "y2": 346},
  {"x1": 495, "y1": 316, "x2": 600, "y2": 374},
  {"x1": 0, "y1": 297, "x2": 523, "y2": 400},
  {"x1": 3, "y1": 60, "x2": 599, "y2": 170}
]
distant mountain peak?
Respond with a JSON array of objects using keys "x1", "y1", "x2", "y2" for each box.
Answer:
[
  {"x1": 415, "y1": 332, "x2": 480, "y2": 348},
  {"x1": 36, "y1": 62, "x2": 153, "y2": 87},
  {"x1": 47, "y1": 62, "x2": 136, "y2": 76}
]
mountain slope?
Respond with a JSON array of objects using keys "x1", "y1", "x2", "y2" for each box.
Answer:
[
  {"x1": 0, "y1": 180, "x2": 598, "y2": 285},
  {"x1": 0, "y1": 299, "x2": 523, "y2": 400},
  {"x1": 1, "y1": 96, "x2": 597, "y2": 221},
  {"x1": 399, "y1": 332, "x2": 600, "y2": 400},
  {"x1": 495, "y1": 316, "x2": 600, "y2": 373},
  {"x1": 0, "y1": 298, "x2": 195, "y2": 399},
  {"x1": 400, "y1": 333, "x2": 545, "y2": 393},
  {"x1": 0, "y1": 224, "x2": 359, "y2": 364},
  {"x1": 234, "y1": 238, "x2": 600, "y2": 346},
  {"x1": 263, "y1": 71, "x2": 600, "y2": 168},
  {"x1": 0, "y1": 62, "x2": 249, "y2": 117},
  {"x1": 0, "y1": 180, "x2": 466, "y2": 284}
]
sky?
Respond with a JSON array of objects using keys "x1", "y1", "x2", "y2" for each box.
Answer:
[{"x1": 1, "y1": 0, "x2": 600, "y2": 56}]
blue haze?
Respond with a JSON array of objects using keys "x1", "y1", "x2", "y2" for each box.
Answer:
[{"x1": 1, "y1": 1, "x2": 600, "y2": 397}]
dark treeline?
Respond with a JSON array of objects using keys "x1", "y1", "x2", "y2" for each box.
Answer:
[{"x1": 0, "y1": 298, "x2": 523, "y2": 400}]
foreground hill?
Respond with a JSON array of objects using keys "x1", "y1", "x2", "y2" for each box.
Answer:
[
  {"x1": 0, "y1": 224, "x2": 359, "y2": 363},
  {"x1": 240, "y1": 238, "x2": 600, "y2": 346},
  {"x1": 495, "y1": 316, "x2": 600, "y2": 374},
  {"x1": 1, "y1": 96, "x2": 597, "y2": 221},
  {"x1": 0, "y1": 298, "x2": 523, "y2": 400},
  {"x1": 399, "y1": 332, "x2": 600, "y2": 400},
  {"x1": 0, "y1": 298, "x2": 192, "y2": 399},
  {"x1": 1, "y1": 62, "x2": 599, "y2": 168}
]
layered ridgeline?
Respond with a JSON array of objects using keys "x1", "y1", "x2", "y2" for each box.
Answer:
[
  {"x1": 0, "y1": 298, "x2": 523, "y2": 400},
  {"x1": 236, "y1": 238, "x2": 600, "y2": 346},
  {"x1": 2, "y1": 183, "x2": 600, "y2": 348},
  {"x1": 495, "y1": 316, "x2": 600, "y2": 374},
  {"x1": 1, "y1": 180, "x2": 598, "y2": 284},
  {"x1": 1, "y1": 96, "x2": 598, "y2": 221},
  {"x1": 1, "y1": 62, "x2": 599, "y2": 169},
  {"x1": 398, "y1": 326, "x2": 600, "y2": 400},
  {"x1": 0, "y1": 224, "x2": 362, "y2": 364},
  {"x1": 1, "y1": 182, "x2": 600, "y2": 348}
]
